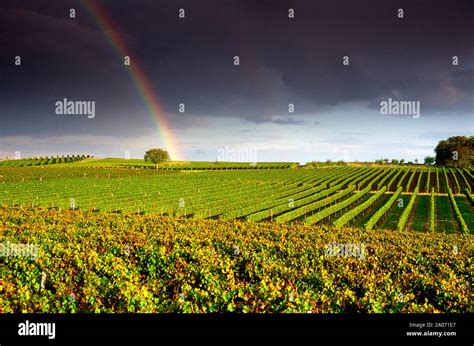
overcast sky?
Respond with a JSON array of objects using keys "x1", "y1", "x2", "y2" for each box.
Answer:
[{"x1": 0, "y1": 0, "x2": 472, "y2": 163}]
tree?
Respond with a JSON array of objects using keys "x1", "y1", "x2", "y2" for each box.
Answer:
[
  {"x1": 424, "y1": 156, "x2": 435, "y2": 165},
  {"x1": 391, "y1": 159, "x2": 399, "y2": 165},
  {"x1": 400, "y1": 159, "x2": 405, "y2": 164},
  {"x1": 434, "y1": 136, "x2": 474, "y2": 167},
  {"x1": 144, "y1": 148, "x2": 170, "y2": 166},
  {"x1": 414, "y1": 159, "x2": 419, "y2": 164}
]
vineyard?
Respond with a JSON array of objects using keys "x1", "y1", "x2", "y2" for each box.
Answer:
[
  {"x1": 0, "y1": 207, "x2": 471, "y2": 313},
  {"x1": 0, "y1": 161, "x2": 473, "y2": 313},
  {"x1": 0, "y1": 163, "x2": 472, "y2": 233}
]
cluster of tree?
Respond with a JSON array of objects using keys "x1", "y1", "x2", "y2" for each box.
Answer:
[
  {"x1": 30, "y1": 154, "x2": 92, "y2": 161},
  {"x1": 434, "y1": 136, "x2": 473, "y2": 167},
  {"x1": 375, "y1": 158, "x2": 408, "y2": 165},
  {"x1": 148, "y1": 138, "x2": 474, "y2": 169},
  {"x1": 35, "y1": 155, "x2": 89, "y2": 163},
  {"x1": 22, "y1": 154, "x2": 93, "y2": 165},
  {"x1": 307, "y1": 160, "x2": 349, "y2": 167},
  {"x1": 374, "y1": 157, "x2": 436, "y2": 165}
]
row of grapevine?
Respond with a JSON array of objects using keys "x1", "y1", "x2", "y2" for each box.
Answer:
[
  {"x1": 416, "y1": 170, "x2": 423, "y2": 190},
  {"x1": 450, "y1": 168, "x2": 461, "y2": 194},
  {"x1": 0, "y1": 155, "x2": 90, "y2": 167},
  {"x1": 357, "y1": 169, "x2": 387, "y2": 190},
  {"x1": 396, "y1": 169, "x2": 410, "y2": 189},
  {"x1": 242, "y1": 183, "x2": 329, "y2": 221},
  {"x1": 367, "y1": 169, "x2": 391, "y2": 190},
  {"x1": 458, "y1": 169, "x2": 471, "y2": 193},
  {"x1": 464, "y1": 168, "x2": 473, "y2": 179},
  {"x1": 365, "y1": 187, "x2": 403, "y2": 230},
  {"x1": 221, "y1": 182, "x2": 322, "y2": 219},
  {"x1": 397, "y1": 187, "x2": 419, "y2": 231},
  {"x1": 425, "y1": 170, "x2": 431, "y2": 193},
  {"x1": 275, "y1": 186, "x2": 356, "y2": 223},
  {"x1": 333, "y1": 187, "x2": 387, "y2": 228},
  {"x1": 436, "y1": 169, "x2": 440, "y2": 193},
  {"x1": 405, "y1": 169, "x2": 417, "y2": 193},
  {"x1": 157, "y1": 165, "x2": 291, "y2": 171},
  {"x1": 376, "y1": 169, "x2": 397, "y2": 190},
  {"x1": 339, "y1": 169, "x2": 371, "y2": 188},
  {"x1": 443, "y1": 168, "x2": 450, "y2": 194},
  {"x1": 334, "y1": 168, "x2": 377, "y2": 189},
  {"x1": 4, "y1": 168, "x2": 321, "y2": 219},
  {"x1": 5, "y1": 169, "x2": 298, "y2": 216},
  {"x1": 448, "y1": 188, "x2": 469, "y2": 234},
  {"x1": 386, "y1": 169, "x2": 403, "y2": 191},
  {"x1": 246, "y1": 183, "x2": 342, "y2": 221},
  {"x1": 304, "y1": 186, "x2": 371, "y2": 225},
  {"x1": 214, "y1": 182, "x2": 317, "y2": 218},
  {"x1": 222, "y1": 170, "x2": 342, "y2": 216},
  {"x1": 430, "y1": 188, "x2": 435, "y2": 232},
  {"x1": 327, "y1": 168, "x2": 367, "y2": 187}
]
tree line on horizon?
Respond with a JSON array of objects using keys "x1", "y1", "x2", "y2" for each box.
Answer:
[{"x1": 144, "y1": 136, "x2": 473, "y2": 168}]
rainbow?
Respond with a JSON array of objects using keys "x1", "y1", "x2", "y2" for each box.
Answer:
[{"x1": 82, "y1": 0, "x2": 183, "y2": 160}]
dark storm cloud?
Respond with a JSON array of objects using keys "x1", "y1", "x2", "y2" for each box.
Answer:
[
  {"x1": 137, "y1": 0, "x2": 473, "y2": 119},
  {"x1": 451, "y1": 69, "x2": 474, "y2": 92},
  {"x1": 0, "y1": 0, "x2": 472, "y2": 139}
]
